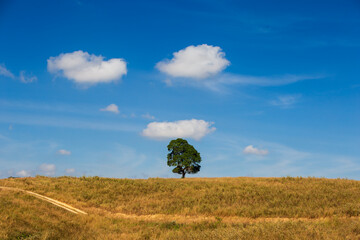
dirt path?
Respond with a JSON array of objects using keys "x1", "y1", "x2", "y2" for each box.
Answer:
[
  {"x1": 107, "y1": 212, "x2": 359, "y2": 224},
  {"x1": 0, "y1": 186, "x2": 87, "y2": 215}
]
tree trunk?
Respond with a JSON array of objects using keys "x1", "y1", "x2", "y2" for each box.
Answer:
[{"x1": 181, "y1": 171, "x2": 186, "y2": 178}]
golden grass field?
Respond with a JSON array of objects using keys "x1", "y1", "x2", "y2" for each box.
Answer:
[{"x1": 1, "y1": 176, "x2": 360, "y2": 239}]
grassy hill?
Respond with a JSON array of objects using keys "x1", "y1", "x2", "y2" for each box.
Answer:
[{"x1": 1, "y1": 176, "x2": 360, "y2": 239}]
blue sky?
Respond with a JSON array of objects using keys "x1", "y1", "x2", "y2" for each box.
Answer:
[{"x1": 0, "y1": 0, "x2": 359, "y2": 179}]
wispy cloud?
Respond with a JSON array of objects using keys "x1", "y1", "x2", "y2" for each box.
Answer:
[
  {"x1": 19, "y1": 71, "x2": 37, "y2": 83},
  {"x1": 270, "y1": 94, "x2": 302, "y2": 108},
  {"x1": 79, "y1": 143, "x2": 149, "y2": 178},
  {"x1": 0, "y1": 64, "x2": 15, "y2": 78},
  {"x1": 0, "y1": 64, "x2": 37, "y2": 83},
  {"x1": 0, "y1": 134, "x2": 10, "y2": 141},
  {"x1": 38, "y1": 163, "x2": 56, "y2": 176},
  {"x1": 141, "y1": 113, "x2": 155, "y2": 120},
  {"x1": 0, "y1": 136, "x2": 61, "y2": 178},
  {"x1": 0, "y1": 113, "x2": 141, "y2": 132},
  {"x1": 311, "y1": 156, "x2": 360, "y2": 177},
  {"x1": 65, "y1": 168, "x2": 75, "y2": 175},
  {"x1": 16, "y1": 170, "x2": 32, "y2": 177},
  {"x1": 201, "y1": 133, "x2": 360, "y2": 179},
  {"x1": 0, "y1": 99, "x2": 103, "y2": 116},
  {"x1": 57, "y1": 149, "x2": 71, "y2": 155},
  {"x1": 217, "y1": 73, "x2": 322, "y2": 87},
  {"x1": 157, "y1": 45, "x2": 324, "y2": 92},
  {"x1": 177, "y1": 74, "x2": 323, "y2": 93},
  {"x1": 0, "y1": 100, "x2": 159, "y2": 127}
]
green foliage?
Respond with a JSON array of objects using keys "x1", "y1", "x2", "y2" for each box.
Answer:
[
  {"x1": 161, "y1": 221, "x2": 181, "y2": 230},
  {"x1": 167, "y1": 138, "x2": 201, "y2": 178}
]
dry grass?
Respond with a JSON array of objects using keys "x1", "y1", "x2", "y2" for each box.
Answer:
[{"x1": 1, "y1": 176, "x2": 360, "y2": 239}]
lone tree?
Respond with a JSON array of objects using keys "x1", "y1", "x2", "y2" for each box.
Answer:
[{"x1": 167, "y1": 138, "x2": 201, "y2": 178}]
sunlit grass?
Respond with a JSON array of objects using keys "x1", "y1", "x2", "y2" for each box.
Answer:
[{"x1": 1, "y1": 176, "x2": 360, "y2": 239}]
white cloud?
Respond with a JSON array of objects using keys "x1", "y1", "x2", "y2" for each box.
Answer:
[
  {"x1": 39, "y1": 163, "x2": 56, "y2": 176},
  {"x1": 47, "y1": 50, "x2": 127, "y2": 85},
  {"x1": 100, "y1": 103, "x2": 120, "y2": 114},
  {"x1": 156, "y1": 45, "x2": 322, "y2": 92},
  {"x1": 65, "y1": 168, "x2": 75, "y2": 174},
  {"x1": 156, "y1": 44, "x2": 230, "y2": 79},
  {"x1": 155, "y1": 44, "x2": 323, "y2": 92},
  {"x1": 243, "y1": 145, "x2": 269, "y2": 155},
  {"x1": 19, "y1": 71, "x2": 37, "y2": 83},
  {"x1": 57, "y1": 149, "x2": 71, "y2": 155},
  {"x1": 141, "y1": 113, "x2": 155, "y2": 120},
  {"x1": 142, "y1": 119, "x2": 215, "y2": 140},
  {"x1": 0, "y1": 65, "x2": 15, "y2": 78},
  {"x1": 270, "y1": 94, "x2": 301, "y2": 108},
  {"x1": 16, "y1": 170, "x2": 31, "y2": 177}
]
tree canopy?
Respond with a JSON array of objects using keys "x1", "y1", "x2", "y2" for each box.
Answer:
[{"x1": 167, "y1": 138, "x2": 201, "y2": 178}]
